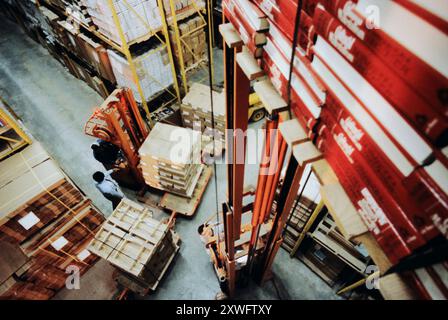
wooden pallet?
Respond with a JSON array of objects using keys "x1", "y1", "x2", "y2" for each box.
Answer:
[
  {"x1": 159, "y1": 165, "x2": 212, "y2": 217},
  {"x1": 114, "y1": 233, "x2": 180, "y2": 295}
]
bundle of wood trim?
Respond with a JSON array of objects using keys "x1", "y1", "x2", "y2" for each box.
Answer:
[{"x1": 0, "y1": 142, "x2": 105, "y2": 300}]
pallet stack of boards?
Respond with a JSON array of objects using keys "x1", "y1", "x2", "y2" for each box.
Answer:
[
  {"x1": 0, "y1": 142, "x2": 104, "y2": 300},
  {"x1": 139, "y1": 122, "x2": 203, "y2": 198},
  {"x1": 223, "y1": 0, "x2": 448, "y2": 299},
  {"x1": 88, "y1": 199, "x2": 180, "y2": 293}
]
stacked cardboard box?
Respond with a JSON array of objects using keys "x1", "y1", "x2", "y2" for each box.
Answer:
[
  {"x1": 181, "y1": 83, "x2": 225, "y2": 139},
  {"x1": 108, "y1": 44, "x2": 173, "y2": 102},
  {"x1": 139, "y1": 122, "x2": 203, "y2": 197},
  {"x1": 163, "y1": 0, "x2": 205, "y2": 20},
  {"x1": 84, "y1": 0, "x2": 162, "y2": 45},
  {"x1": 169, "y1": 15, "x2": 207, "y2": 69},
  {"x1": 88, "y1": 199, "x2": 180, "y2": 291},
  {"x1": 0, "y1": 142, "x2": 105, "y2": 300}
]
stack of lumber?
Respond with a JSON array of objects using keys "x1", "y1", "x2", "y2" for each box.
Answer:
[
  {"x1": 169, "y1": 15, "x2": 207, "y2": 69},
  {"x1": 0, "y1": 142, "x2": 105, "y2": 300},
  {"x1": 139, "y1": 122, "x2": 203, "y2": 197},
  {"x1": 0, "y1": 142, "x2": 85, "y2": 244},
  {"x1": 89, "y1": 199, "x2": 180, "y2": 291},
  {"x1": 108, "y1": 44, "x2": 173, "y2": 102},
  {"x1": 181, "y1": 83, "x2": 226, "y2": 141},
  {"x1": 0, "y1": 200, "x2": 104, "y2": 300},
  {"x1": 84, "y1": 0, "x2": 163, "y2": 44}
]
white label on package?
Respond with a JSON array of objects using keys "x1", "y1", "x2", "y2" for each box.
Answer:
[
  {"x1": 18, "y1": 212, "x2": 40, "y2": 230},
  {"x1": 51, "y1": 236, "x2": 69, "y2": 251}
]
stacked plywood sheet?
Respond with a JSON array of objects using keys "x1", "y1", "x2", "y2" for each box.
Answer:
[
  {"x1": 181, "y1": 83, "x2": 226, "y2": 138},
  {"x1": 0, "y1": 142, "x2": 105, "y2": 300},
  {"x1": 0, "y1": 200, "x2": 105, "y2": 300},
  {"x1": 0, "y1": 142, "x2": 85, "y2": 244},
  {"x1": 139, "y1": 122, "x2": 203, "y2": 197},
  {"x1": 84, "y1": 0, "x2": 162, "y2": 44},
  {"x1": 108, "y1": 44, "x2": 173, "y2": 102},
  {"x1": 88, "y1": 199, "x2": 179, "y2": 291}
]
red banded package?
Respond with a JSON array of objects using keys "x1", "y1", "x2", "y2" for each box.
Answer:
[
  {"x1": 226, "y1": 0, "x2": 268, "y2": 35},
  {"x1": 322, "y1": 0, "x2": 448, "y2": 119},
  {"x1": 394, "y1": 0, "x2": 448, "y2": 36},
  {"x1": 313, "y1": 6, "x2": 447, "y2": 144},
  {"x1": 320, "y1": 105, "x2": 428, "y2": 248},
  {"x1": 222, "y1": 1, "x2": 264, "y2": 58},
  {"x1": 232, "y1": 0, "x2": 269, "y2": 32},
  {"x1": 316, "y1": 124, "x2": 411, "y2": 264},
  {"x1": 312, "y1": 36, "x2": 434, "y2": 167},
  {"x1": 311, "y1": 54, "x2": 448, "y2": 239},
  {"x1": 267, "y1": 21, "x2": 325, "y2": 100},
  {"x1": 323, "y1": 93, "x2": 441, "y2": 240},
  {"x1": 263, "y1": 34, "x2": 322, "y2": 129},
  {"x1": 404, "y1": 167, "x2": 448, "y2": 239},
  {"x1": 253, "y1": 0, "x2": 316, "y2": 42}
]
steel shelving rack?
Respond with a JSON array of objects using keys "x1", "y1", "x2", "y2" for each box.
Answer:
[{"x1": 0, "y1": 98, "x2": 31, "y2": 160}]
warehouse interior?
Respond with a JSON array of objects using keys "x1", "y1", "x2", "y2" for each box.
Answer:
[{"x1": 0, "y1": 0, "x2": 447, "y2": 301}]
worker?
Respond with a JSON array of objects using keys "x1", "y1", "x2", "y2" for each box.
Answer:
[
  {"x1": 93, "y1": 169, "x2": 124, "y2": 210},
  {"x1": 91, "y1": 139, "x2": 125, "y2": 170}
]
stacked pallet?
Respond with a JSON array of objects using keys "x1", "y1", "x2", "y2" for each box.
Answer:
[
  {"x1": 225, "y1": 0, "x2": 448, "y2": 299},
  {"x1": 139, "y1": 122, "x2": 203, "y2": 197},
  {"x1": 281, "y1": 196, "x2": 316, "y2": 253},
  {"x1": 88, "y1": 199, "x2": 180, "y2": 292},
  {"x1": 108, "y1": 44, "x2": 174, "y2": 102},
  {"x1": 169, "y1": 15, "x2": 207, "y2": 69},
  {"x1": 181, "y1": 83, "x2": 225, "y2": 140},
  {"x1": 84, "y1": 0, "x2": 162, "y2": 45},
  {"x1": 0, "y1": 142, "x2": 105, "y2": 299}
]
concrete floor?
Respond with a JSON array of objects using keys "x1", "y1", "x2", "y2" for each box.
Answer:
[{"x1": 0, "y1": 17, "x2": 340, "y2": 300}]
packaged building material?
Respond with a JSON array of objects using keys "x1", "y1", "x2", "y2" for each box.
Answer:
[
  {"x1": 84, "y1": 0, "x2": 162, "y2": 44},
  {"x1": 139, "y1": 122, "x2": 202, "y2": 197},
  {"x1": 180, "y1": 82, "x2": 225, "y2": 139},
  {"x1": 88, "y1": 199, "x2": 180, "y2": 291},
  {"x1": 0, "y1": 142, "x2": 105, "y2": 300},
  {"x1": 312, "y1": 6, "x2": 447, "y2": 145},
  {"x1": 108, "y1": 44, "x2": 173, "y2": 102},
  {"x1": 0, "y1": 143, "x2": 85, "y2": 244},
  {"x1": 169, "y1": 15, "x2": 207, "y2": 69}
]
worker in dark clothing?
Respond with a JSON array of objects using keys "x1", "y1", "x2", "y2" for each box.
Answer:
[
  {"x1": 93, "y1": 170, "x2": 124, "y2": 210},
  {"x1": 91, "y1": 139, "x2": 125, "y2": 170}
]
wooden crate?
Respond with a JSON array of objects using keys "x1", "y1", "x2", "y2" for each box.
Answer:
[{"x1": 88, "y1": 199, "x2": 180, "y2": 292}]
